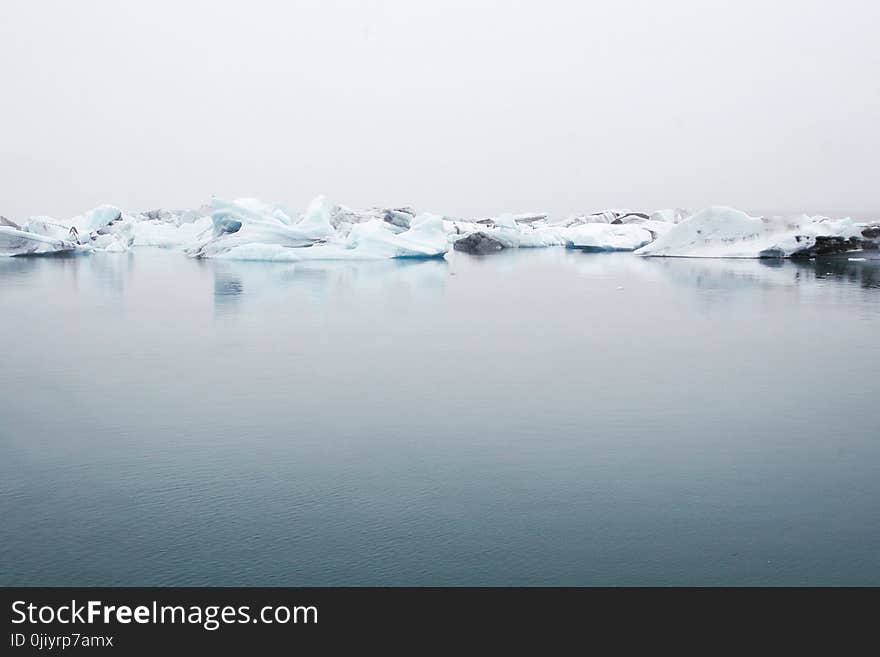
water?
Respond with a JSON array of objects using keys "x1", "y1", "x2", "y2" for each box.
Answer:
[{"x1": 1, "y1": 249, "x2": 878, "y2": 586}]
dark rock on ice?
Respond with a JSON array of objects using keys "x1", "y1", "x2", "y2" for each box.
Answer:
[
  {"x1": 861, "y1": 225, "x2": 880, "y2": 240},
  {"x1": 453, "y1": 232, "x2": 505, "y2": 255},
  {"x1": 758, "y1": 247, "x2": 786, "y2": 258},
  {"x1": 790, "y1": 235, "x2": 865, "y2": 258}
]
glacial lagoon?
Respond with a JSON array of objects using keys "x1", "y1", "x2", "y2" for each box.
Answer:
[{"x1": 1, "y1": 249, "x2": 878, "y2": 585}]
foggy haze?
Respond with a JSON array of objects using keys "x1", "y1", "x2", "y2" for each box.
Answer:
[{"x1": 1, "y1": 0, "x2": 877, "y2": 220}]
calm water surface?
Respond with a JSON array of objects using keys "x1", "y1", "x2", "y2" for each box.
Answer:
[{"x1": 1, "y1": 249, "x2": 878, "y2": 585}]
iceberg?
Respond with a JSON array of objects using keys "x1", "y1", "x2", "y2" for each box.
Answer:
[
  {"x1": 564, "y1": 223, "x2": 656, "y2": 252},
  {"x1": 444, "y1": 207, "x2": 686, "y2": 254},
  {"x1": 649, "y1": 208, "x2": 691, "y2": 224},
  {"x1": 559, "y1": 209, "x2": 652, "y2": 225},
  {"x1": 476, "y1": 217, "x2": 565, "y2": 248},
  {"x1": 445, "y1": 213, "x2": 565, "y2": 250},
  {"x1": 9, "y1": 205, "x2": 136, "y2": 254},
  {"x1": 0, "y1": 221, "x2": 80, "y2": 257},
  {"x1": 344, "y1": 214, "x2": 449, "y2": 259},
  {"x1": 636, "y1": 206, "x2": 879, "y2": 259},
  {"x1": 131, "y1": 216, "x2": 212, "y2": 249},
  {"x1": 128, "y1": 208, "x2": 210, "y2": 249},
  {"x1": 186, "y1": 197, "x2": 448, "y2": 261},
  {"x1": 72, "y1": 205, "x2": 125, "y2": 233},
  {"x1": 297, "y1": 195, "x2": 417, "y2": 233}
]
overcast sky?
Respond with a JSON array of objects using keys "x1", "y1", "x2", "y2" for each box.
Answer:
[{"x1": 1, "y1": 0, "x2": 877, "y2": 220}]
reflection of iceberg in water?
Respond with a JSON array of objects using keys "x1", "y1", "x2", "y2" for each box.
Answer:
[
  {"x1": 561, "y1": 249, "x2": 662, "y2": 282},
  {"x1": 208, "y1": 257, "x2": 448, "y2": 312},
  {"x1": 0, "y1": 248, "x2": 134, "y2": 298},
  {"x1": 213, "y1": 271, "x2": 245, "y2": 311},
  {"x1": 555, "y1": 247, "x2": 880, "y2": 295},
  {"x1": 80, "y1": 251, "x2": 135, "y2": 298},
  {"x1": 0, "y1": 253, "x2": 42, "y2": 280},
  {"x1": 644, "y1": 255, "x2": 880, "y2": 291},
  {"x1": 805, "y1": 258, "x2": 880, "y2": 289}
]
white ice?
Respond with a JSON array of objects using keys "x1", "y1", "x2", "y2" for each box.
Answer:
[
  {"x1": 563, "y1": 223, "x2": 656, "y2": 252},
  {"x1": 0, "y1": 223, "x2": 79, "y2": 257},
  {"x1": 186, "y1": 197, "x2": 447, "y2": 261},
  {"x1": 636, "y1": 206, "x2": 868, "y2": 258}
]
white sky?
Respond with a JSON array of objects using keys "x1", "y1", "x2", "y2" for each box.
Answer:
[{"x1": 1, "y1": 0, "x2": 878, "y2": 220}]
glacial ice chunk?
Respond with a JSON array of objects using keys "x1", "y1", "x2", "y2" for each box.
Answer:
[
  {"x1": 298, "y1": 195, "x2": 336, "y2": 236},
  {"x1": 186, "y1": 196, "x2": 448, "y2": 261},
  {"x1": 0, "y1": 225, "x2": 80, "y2": 257},
  {"x1": 73, "y1": 205, "x2": 124, "y2": 233},
  {"x1": 649, "y1": 208, "x2": 691, "y2": 224},
  {"x1": 445, "y1": 211, "x2": 565, "y2": 249},
  {"x1": 564, "y1": 223, "x2": 655, "y2": 252},
  {"x1": 636, "y1": 206, "x2": 872, "y2": 258},
  {"x1": 131, "y1": 214, "x2": 212, "y2": 249}
]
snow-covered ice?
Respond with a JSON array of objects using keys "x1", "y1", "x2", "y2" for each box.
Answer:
[
  {"x1": 636, "y1": 206, "x2": 876, "y2": 259},
  {"x1": 564, "y1": 223, "x2": 656, "y2": 252},
  {"x1": 0, "y1": 222, "x2": 80, "y2": 257},
  {"x1": 444, "y1": 209, "x2": 682, "y2": 252},
  {"x1": 186, "y1": 197, "x2": 448, "y2": 261},
  {"x1": 2, "y1": 204, "x2": 135, "y2": 255}
]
